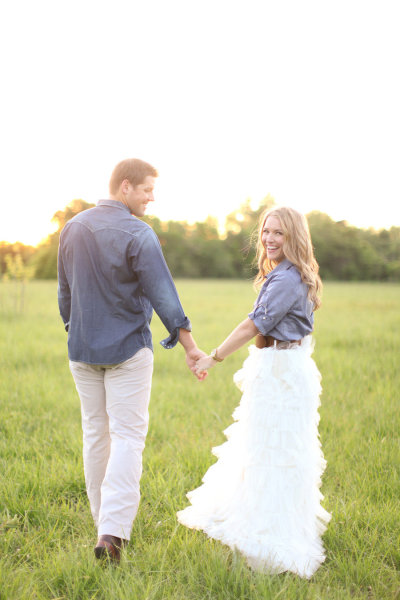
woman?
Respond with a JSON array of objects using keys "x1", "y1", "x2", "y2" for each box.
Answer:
[{"x1": 177, "y1": 206, "x2": 331, "y2": 578}]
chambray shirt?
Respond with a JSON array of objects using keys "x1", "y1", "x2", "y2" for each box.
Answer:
[
  {"x1": 57, "y1": 200, "x2": 191, "y2": 364},
  {"x1": 248, "y1": 258, "x2": 314, "y2": 340}
]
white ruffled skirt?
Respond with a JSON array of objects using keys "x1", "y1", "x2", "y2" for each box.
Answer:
[{"x1": 177, "y1": 336, "x2": 331, "y2": 579}]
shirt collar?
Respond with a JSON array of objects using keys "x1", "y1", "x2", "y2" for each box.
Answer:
[
  {"x1": 265, "y1": 258, "x2": 293, "y2": 278},
  {"x1": 97, "y1": 199, "x2": 132, "y2": 214}
]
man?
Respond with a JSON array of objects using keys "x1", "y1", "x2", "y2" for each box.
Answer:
[{"x1": 58, "y1": 158, "x2": 206, "y2": 562}]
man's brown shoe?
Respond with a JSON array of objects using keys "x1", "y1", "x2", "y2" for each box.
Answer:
[{"x1": 94, "y1": 535, "x2": 125, "y2": 562}]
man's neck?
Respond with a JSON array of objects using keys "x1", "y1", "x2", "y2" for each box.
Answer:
[{"x1": 109, "y1": 192, "x2": 127, "y2": 208}]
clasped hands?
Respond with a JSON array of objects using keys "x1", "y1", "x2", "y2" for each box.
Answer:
[{"x1": 185, "y1": 348, "x2": 217, "y2": 380}]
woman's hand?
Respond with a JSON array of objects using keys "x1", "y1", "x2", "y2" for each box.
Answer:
[
  {"x1": 186, "y1": 347, "x2": 208, "y2": 380},
  {"x1": 195, "y1": 355, "x2": 217, "y2": 374}
]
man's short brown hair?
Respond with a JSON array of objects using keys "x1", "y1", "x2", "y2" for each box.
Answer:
[{"x1": 109, "y1": 158, "x2": 158, "y2": 194}]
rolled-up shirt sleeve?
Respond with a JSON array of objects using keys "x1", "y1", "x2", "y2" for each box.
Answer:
[
  {"x1": 128, "y1": 228, "x2": 191, "y2": 349},
  {"x1": 57, "y1": 239, "x2": 71, "y2": 332},
  {"x1": 248, "y1": 272, "x2": 298, "y2": 336}
]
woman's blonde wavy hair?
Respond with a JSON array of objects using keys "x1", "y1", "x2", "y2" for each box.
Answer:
[{"x1": 254, "y1": 206, "x2": 322, "y2": 310}]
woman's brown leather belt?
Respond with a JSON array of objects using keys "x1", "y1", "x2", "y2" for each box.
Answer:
[{"x1": 256, "y1": 334, "x2": 302, "y2": 349}]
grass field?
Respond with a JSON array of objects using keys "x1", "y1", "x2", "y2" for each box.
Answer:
[{"x1": 0, "y1": 279, "x2": 399, "y2": 600}]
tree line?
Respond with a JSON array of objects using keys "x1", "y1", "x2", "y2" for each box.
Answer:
[{"x1": 1, "y1": 198, "x2": 400, "y2": 282}]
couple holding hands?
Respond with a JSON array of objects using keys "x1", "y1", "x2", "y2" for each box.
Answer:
[{"x1": 58, "y1": 158, "x2": 330, "y2": 578}]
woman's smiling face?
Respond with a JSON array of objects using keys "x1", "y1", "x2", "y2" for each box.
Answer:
[{"x1": 262, "y1": 215, "x2": 285, "y2": 263}]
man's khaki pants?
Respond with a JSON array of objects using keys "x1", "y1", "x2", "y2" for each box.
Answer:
[{"x1": 69, "y1": 348, "x2": 154, "y2": 540}]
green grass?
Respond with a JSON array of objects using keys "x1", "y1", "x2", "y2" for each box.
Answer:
[{"x1": 0, "y1": 279, "x2": 399, "y2": 599}]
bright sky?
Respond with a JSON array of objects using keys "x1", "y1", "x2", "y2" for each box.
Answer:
[{"x1": 1, "y1": 0, "x2": 399, "y2": 246}]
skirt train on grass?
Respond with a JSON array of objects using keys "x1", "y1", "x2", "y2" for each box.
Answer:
[{"x1": 177, "y1": 336, "x2": 331, "y2": 579}]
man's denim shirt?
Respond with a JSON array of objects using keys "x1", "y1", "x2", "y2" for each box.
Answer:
[
  {"x1": 58, "y1": 200, "x2": 191, "y2": 365},
  {"x1": 248, "y1": 258, "x2": 314, "y2": 340}
]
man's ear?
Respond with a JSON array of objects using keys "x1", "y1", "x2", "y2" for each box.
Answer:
[{"x1": 121, "y1": 179, "x2": 131, "y2": 194}]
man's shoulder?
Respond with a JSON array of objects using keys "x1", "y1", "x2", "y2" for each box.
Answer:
[
  {"x1": 63, "y1": 206, "x2": 155, "y2": 239},
  {"x1": 61, "y1": 206, "x2": 97, "y2": 231},
  {"x1": 125, "y1": 218, "x2": 157, "y2": 242}
]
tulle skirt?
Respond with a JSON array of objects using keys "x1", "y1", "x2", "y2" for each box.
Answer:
[{"x1": 177, "y1": 336, "x2": 331, "y2": 578}]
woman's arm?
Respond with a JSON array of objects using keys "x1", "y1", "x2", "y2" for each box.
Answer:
[{"x1": 196, "y1": 318, "x2": 259, "y2": 373}]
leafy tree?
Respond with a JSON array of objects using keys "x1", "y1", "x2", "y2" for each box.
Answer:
[
  {"x1": 3, "y1": 196, "x2": 398, "y2": 282},
  {"x1": 1, "y1": 253, "x2": 35, "y2": 314},
  {"x1": 307, "y1": 212, "x2": 389, "y2": 281},
  {"x1": 0, "y1": 242, "x2": 35, "y2": 275},
  {"x1": 33, "y1": 199, "x2": 95, "y2": 279}
]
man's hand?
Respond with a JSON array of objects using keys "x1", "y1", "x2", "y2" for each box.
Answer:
[
  {"x1": 186, "y1": 347, "x2": 208, "y2": 381},
  {"x1": 195, "y1": 355, "x2": 216, "y2": 375}
]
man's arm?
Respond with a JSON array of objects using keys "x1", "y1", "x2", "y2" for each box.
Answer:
[
  {"x1": 129, "y1": 229, "x2": 207, "y2": 378},
  {"x1": 57, "y1": 240, "x2": 71, "y2": 331}
]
